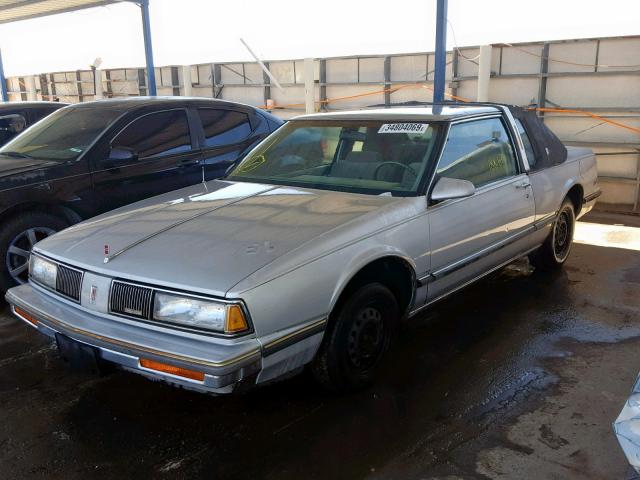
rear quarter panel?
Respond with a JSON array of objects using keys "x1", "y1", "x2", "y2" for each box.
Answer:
[
  {"x1": 528, "y1": 151, "x2": 584, "y2": 221},
  {"x1": 577, "y1": 148, "x2": 599, "y2": 201}
]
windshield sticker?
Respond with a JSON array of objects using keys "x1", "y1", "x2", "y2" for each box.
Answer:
[
  {"x1": 69, "y1": 147, "x2": 82, "y2": 153},
  {"x1": 378, "y1": 123, "x2": 428, "y2": 134},
  {"x1": 237, "y1": 154, "x2": 266, "y2": 173}
]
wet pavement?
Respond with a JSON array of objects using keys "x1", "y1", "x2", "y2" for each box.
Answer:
[{"x1": 1, "y1": 211, "x2": 639, "y2": 480}]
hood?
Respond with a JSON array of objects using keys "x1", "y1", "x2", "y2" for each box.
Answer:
[
  {"x1": 0, "y1": 154, "x2": 58, "y2": 177},
  {"x1": 36, "y1": 180, "x2": 402, "y2": 297}
]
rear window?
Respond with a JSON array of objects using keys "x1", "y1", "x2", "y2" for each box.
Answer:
[{"x1": 514, "y1": 118, "x2": 537, "y2": 168}]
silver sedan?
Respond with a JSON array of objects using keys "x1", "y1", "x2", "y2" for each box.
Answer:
[{"x1": 7, "y1": 104, "x2": 599, "y2": 394}]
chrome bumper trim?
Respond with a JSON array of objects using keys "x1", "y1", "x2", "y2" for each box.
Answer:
[
  {"x1": 7, "y1": 290, "x2": 260, "y2": 370},
  {"x1": 262, "y1": 317, "x2": 327, "y2": 357}
]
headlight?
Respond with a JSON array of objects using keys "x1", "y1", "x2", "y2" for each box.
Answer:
[
  {"x1": 152, "y1": 292, "x2": 249, "y2": 334},
  {"x1": 29, "y1": 255, "x2": 57, "y2": 289}
]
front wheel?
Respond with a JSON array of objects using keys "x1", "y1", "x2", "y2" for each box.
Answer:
[
  {"x1": 311, "y1": 283, "x2": 398, "y2": 392},
  {"x1": 530, "y1": 199, "x2": 575, "y2": 271},
  {"x1": 0, "y1": 212, "x2": 67, "y2": 292}
]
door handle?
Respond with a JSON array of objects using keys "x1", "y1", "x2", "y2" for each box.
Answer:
[
  {"x1": 515, "y1": 181, "x2": 531, "y2": 189},
  {"x1": 179, "y1": 158, "x2": 200, "y2": 166}
]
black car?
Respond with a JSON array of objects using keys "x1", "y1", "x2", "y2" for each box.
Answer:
[
  {"x1": 0, "y1": 97, "x2": 283, "y2": 290},
  {"x1": 0, "y1": 101, "x2": 67, "y2": 146}
]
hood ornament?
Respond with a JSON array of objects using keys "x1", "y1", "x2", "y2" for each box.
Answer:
[{"x1": 104, "y1": 244, "x2": 110, "y2": 263}]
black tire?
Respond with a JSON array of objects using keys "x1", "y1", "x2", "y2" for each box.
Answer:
[
  {"x1": 0, "y1": 212, "x2": 67, "y2": 292},
  {"x1": 311, "y1": 283, "x2": 398, "y2": 392},
  {"x1": 530, "y1": 199, "x2": 575, "y2": 271}
]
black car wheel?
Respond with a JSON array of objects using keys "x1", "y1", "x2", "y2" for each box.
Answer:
[
  {"x1": 311, "y1": 283, "x2": 398, "y2": 392},
  {"x1": 0, "y1": 212, "x2": 67, "y2": 292}
]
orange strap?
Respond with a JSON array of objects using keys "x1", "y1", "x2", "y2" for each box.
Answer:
[
  {"x1": 261, "y1": 82, "x2": 468, "y2": 110},
  {"x1": 530, "y1": 107, "x2": 640, "y2": 135}
]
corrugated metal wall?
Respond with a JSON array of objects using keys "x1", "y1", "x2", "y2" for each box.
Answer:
[{"x1": 5, "y1": 35, "x2": 639, "y2": 211}]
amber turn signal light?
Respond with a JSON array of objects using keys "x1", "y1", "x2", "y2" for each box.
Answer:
[
  {"x1": 14, "y1": 306, "x2": 38, "y2": 326},
  {"x1": 225, "y1": 304, "x2": 249, "y2": 333},
  {"x1": 139, "y1": 358, "x2": 205, "y2": 382}
]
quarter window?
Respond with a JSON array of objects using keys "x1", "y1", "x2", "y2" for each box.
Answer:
[
  {"x1": 112, "y1": 110, "x2": 192, "y2": 159},
  {"x1": 514, "y1": 118, "x2": 537, "y2": 168},
  {"x1": 198, "y1": 108, "x2": 251, "y2": 148},
  {"x1": 437, "y1": 118, "x2": 517, "y2": 187}
]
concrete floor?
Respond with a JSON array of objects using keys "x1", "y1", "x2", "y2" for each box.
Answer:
[{"x1": 1, "y1": 211, "x2": 639, "y2": 480}]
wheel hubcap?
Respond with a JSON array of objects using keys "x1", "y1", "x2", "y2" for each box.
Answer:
[
  {"x1": 6, "y1": 227, "x2": 56, "y2": 284},
  {"x1": 553, "y1": 211, "x2": 571, "y2": 261},
  {"x1": 347, "y1": 306, "x2": 384, "y2": 370}
]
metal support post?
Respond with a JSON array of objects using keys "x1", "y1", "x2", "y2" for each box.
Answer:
[
  {"x1": 304, "y1": 58, "x2": 315, "y2": 114},
  {"x1": 0, "y1": 48, "x2": 8, "y2": 102},
  {"x1": 433, "y1": 0, "x2": 448, "y2": 104},
  {"x1": 477, "y1": 45, "x2": 492, "y2": 101},
  {"x1": 139, "y1": 0, "x2": 157, "y2": 96}
]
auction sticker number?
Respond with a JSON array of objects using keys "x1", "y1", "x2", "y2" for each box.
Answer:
[{"x1": 378, "y1": 123, "x2": 428, "y2": 134}]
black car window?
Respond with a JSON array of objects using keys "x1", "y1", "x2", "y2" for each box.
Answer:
[
  {"x1": 0, "y1": 114, "x2": 26, "y2": 144},
  {"x1": 436, "y1": 118, "x2": 517, "y2": 187},
  {"x1": 197, "y1": 108, "x2": 252, "y2": 148},
  {"x1": 514, "y1": 118, "x2": 537, "y2": 168},
  {"x1": 112, "y1": 110, "x2": 192, "y2": 159},
  {"x1": 0, "y1": 107, "x2": 123, "y2": 161},
  {"x1": 30, "y1": 107, "x2": 58, "y2": 124}
]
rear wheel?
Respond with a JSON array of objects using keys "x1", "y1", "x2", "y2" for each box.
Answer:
[
  {"x1": 530, "y1": 199, "x2": 575, "y2": 271},
  {"x1": 311, "y1": 283, "x2": 398, "y2": 392},
  {"x1": 0, "y1": 212, "x2": 67, "y2": 292}
]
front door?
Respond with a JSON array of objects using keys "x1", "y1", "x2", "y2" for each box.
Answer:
[
  {"x1": 91, "y1": 108, "x2": 202, "y2": 213},
  {"x1": 426, "y1": 116, "x2": 535, "y2": 302}
]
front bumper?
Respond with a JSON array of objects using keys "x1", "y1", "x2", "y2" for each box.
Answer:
[{"x1": 6, "y1": 283, "x2": 262, "y2": 394}]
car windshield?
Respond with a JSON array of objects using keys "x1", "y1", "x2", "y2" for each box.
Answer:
[
  {"x1": 0, "y1": 106, "x2": 123, "y2": 161},
  {"x1": 227, "y1": 120, "x2": 442, "y2": 196}
]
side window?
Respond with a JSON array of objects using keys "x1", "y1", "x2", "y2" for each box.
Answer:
[
  {"x1": 112, "y1": 110, "x2": 191, "y2": 159},
  {"x1": 514, "y1": 119, "x2": 537, "y2": 168},
  {"x1": 31, "y1": 107, "x2": 60, "y2": 123},
  {"x1": 437, "y1": 118, "x2": 517, "y2": 187},
  {"x1": 197, "y1": 108, "x2": 252, "y2": 148},
  {"x1": 0, "y1": 113, "x2": 26, "y2": 143}
]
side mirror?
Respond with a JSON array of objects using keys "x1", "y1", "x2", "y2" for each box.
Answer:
[
  {"x1": 430, "y1": 177, "x2": 475, "y2": 202},
  {"x1": 107, "y1": 147, "x2": 137, "y2": 165}
]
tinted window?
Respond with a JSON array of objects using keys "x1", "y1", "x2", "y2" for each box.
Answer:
[
  {"x1": 198, "y1": 108, "x2": 251, "y2": 148},
  {"x1": 514, "y1": 118, "x2": 536, "y2": 168},
  {"x1": 437, "y1": 118, "x2": 517, "y2": 187},
  {"x1": 112, "y1": 110, "x2": 191, "y2": 158},
  {"x1": 0, "y1": 107, "x2": 121, "y2": 161},
  {"x1": 0, "y1": 114, "x2": 26, "y2": 145},
  {"x1": 30, "y1": 107, "x2": 59, "y2": 123}
]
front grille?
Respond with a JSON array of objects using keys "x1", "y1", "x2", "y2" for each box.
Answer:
[
  {"x1": 55, "y1": 264, "x2": 83, "y2": 301},
  {"x1": 110, "y1": 281, "x2": 153, "y2": 319}
]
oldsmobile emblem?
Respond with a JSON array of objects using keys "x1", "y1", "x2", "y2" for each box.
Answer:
[{"x1": 89, "y1": 285, "x2": 98, "y2": 304}]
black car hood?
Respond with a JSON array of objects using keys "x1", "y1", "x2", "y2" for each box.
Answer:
[{"x1": 0, "y1": 155, "x2": 59, "y2": 176}]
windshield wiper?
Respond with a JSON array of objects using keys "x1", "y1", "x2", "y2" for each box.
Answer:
[{"x1": 1, "y1": 151, "x2": 33, "y2": 159}]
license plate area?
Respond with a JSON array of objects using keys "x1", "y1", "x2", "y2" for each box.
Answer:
[{"x1": 55, "y1": 333, "x2": 101, "y2": 375}]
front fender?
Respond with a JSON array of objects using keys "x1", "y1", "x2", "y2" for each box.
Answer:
[{"x1": 328, "y1": 246, "x2": 417, "y2": 313}]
